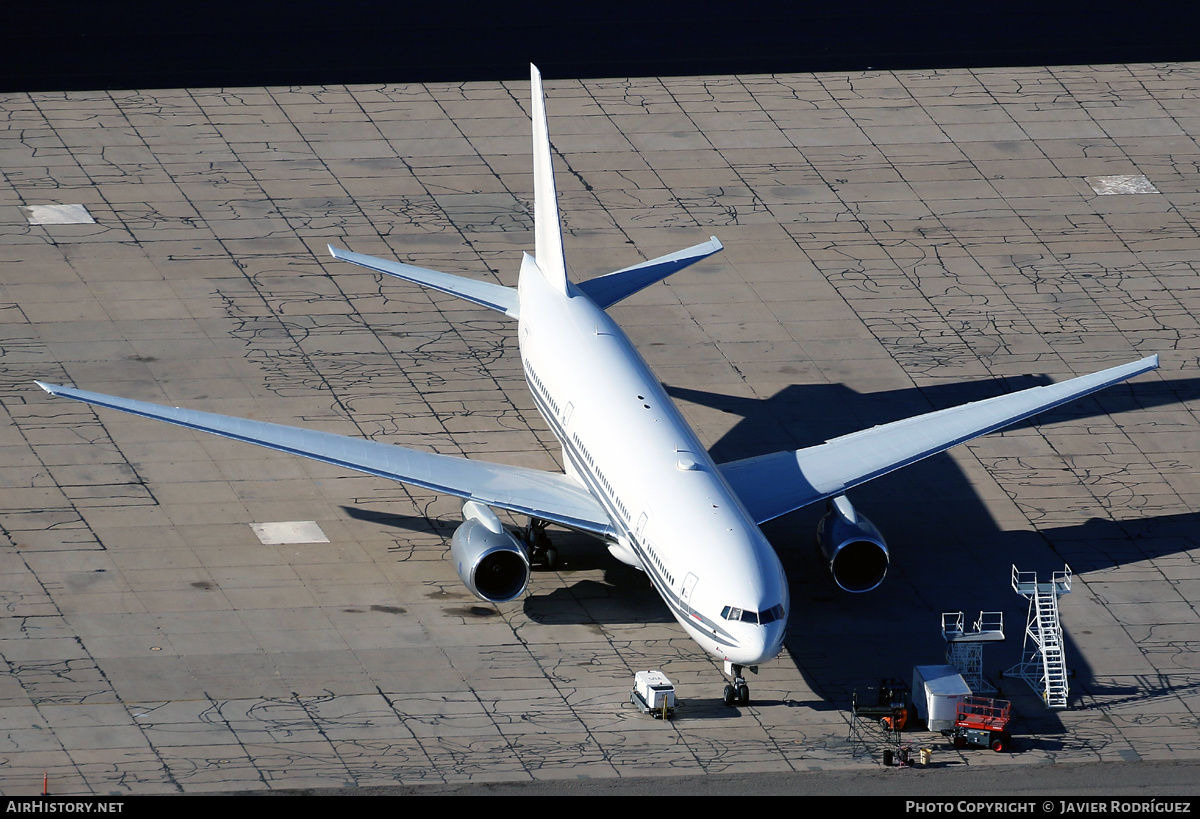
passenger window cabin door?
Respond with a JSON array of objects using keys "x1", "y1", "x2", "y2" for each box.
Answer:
[{"x1": 682, "y1": 572, "x2": 698, "y2": 617}]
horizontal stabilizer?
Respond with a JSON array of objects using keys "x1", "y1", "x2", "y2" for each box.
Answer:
[
  {"x1": 577, "y1": 236, "x2": 724, "y2": 309},
  {"x1": 35, "y1": 381, "x2": 613, "y2": 537},
  {"x1": 329, "y1": 245, "x2": 519, "y2": 319},
  {"x1": 721, "y1": 355, "x2": 1160, "y2": 525}
]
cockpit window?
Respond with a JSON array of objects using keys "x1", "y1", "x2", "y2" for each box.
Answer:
[{"x1": 721, "y1": 604, "x2": 785, "y2": 625}]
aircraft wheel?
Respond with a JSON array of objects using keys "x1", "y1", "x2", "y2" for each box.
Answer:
[
  {"x1": 723, "y1": 684, "x2": 736, "y2": 706},
  {"x1": 543, "y1": 546, "x2": 558, "y2": 569},
  {"x1": 737, "y1": 684, "x2": 750, "y2": 706}
]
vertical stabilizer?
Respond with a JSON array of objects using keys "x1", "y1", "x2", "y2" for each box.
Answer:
[{"x1": 530, "y1": 64, "x2": 569, "y2": 295}]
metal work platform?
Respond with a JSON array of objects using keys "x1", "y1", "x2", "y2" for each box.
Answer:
[
  {"x1": 943, "y1": 611, "x2": 1004, "y2": 694},
  {"x1": 848, "y1": 678, "x2": 911, "y2": 761}
]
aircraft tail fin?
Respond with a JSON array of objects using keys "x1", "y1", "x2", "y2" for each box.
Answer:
[{"x1": 529, "y1": 64, "x2": 569, "y2": 296}]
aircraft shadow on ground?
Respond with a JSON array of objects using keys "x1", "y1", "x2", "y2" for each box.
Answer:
[{"x1": 340, "y1": 505, "x2": 444, "y2": 534}]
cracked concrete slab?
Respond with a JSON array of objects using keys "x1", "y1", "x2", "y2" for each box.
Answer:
[{"x1": 2, "y1": 62, "x2": 1200, "y2": 794}]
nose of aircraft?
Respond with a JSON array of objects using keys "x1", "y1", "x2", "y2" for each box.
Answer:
[
  {"x1": 728, "y1": 619, "x2": 787, "y2": 666},
  {"x1": 759, "y1": 618, "x2": 787, "y2": 663}
]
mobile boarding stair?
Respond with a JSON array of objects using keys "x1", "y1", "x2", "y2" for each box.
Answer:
[{"x1": 1006, "y1": 565, "x2": 1071, "y2": 709}]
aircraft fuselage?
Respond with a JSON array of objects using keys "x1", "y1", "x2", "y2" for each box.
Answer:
[{"x1": 517, "y1": 252, "x2": 789, "y2": 667}]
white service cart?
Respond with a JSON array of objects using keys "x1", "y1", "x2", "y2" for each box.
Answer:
[{"x1": 631, "y1": 670, "x2": 676, "y2": 719}]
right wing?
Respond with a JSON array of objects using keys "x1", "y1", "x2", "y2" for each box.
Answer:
[
  {"x1": 720, "y1": 355, "x2": 1159, "y2": 525},
  {"x1": 35, "y1": 381, "x2": 614, "y2": 538}
]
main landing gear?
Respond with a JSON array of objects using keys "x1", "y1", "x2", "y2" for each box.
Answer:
[
  {"x1": 523, "y1": 518, "x2": 557, "y2": 569},
  {"x1": 722, "y1": 661, "x2": 752, "y2": 706}
]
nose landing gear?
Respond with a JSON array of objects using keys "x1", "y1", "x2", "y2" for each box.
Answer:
[{"x1": 722, "y1": 661, "x2": 752, "y2": 706}]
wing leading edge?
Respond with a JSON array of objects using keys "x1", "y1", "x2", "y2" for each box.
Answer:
[
  {"x1": 35, "y1": 381, "x2": 615, "y2": 538},
  {"x1": 721, "y1": 355, "x2": 1159, "y2": 525}
]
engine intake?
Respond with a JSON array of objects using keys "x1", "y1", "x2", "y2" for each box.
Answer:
[
  {"x1": 451, "y1": 501, "x2": 531, "y2": 603},
  {"x1": 816, "y1": 495, "x2": 889, "y2": 593}
]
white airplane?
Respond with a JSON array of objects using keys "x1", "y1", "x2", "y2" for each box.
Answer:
[{"x1": 38, "y1": 66, "x2": 1158, "y2": 707}]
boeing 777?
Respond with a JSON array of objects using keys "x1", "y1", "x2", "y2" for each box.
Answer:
[{"x1": 38, "y1": 66, "x2": 1158, "y2": 706}]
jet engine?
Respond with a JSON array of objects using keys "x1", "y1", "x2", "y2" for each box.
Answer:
[
  {"x1": 816, "y1": 494, "x2": 889, "y2": 593},
  {"x1": 451, "y1": 501, "x2": 530, "y2": 603}
]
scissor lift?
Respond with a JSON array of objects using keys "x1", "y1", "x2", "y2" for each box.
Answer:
[{"x1": 949, "y1": 695, "x2": 1012, "y2": 752}]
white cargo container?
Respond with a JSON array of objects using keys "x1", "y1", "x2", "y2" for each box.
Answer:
[
  {"x1": 631, "y1": 670, "x2": 675, "y2": 718},
  {"x1": 913, "y1": 665, "x2": 971, "y2": 731}
]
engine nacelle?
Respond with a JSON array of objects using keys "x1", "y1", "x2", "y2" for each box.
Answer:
[
  {"x1": 816, "y1": 495, "x2": 889, "y2": 593},
  {"x1": 451, "y1": 501, "x2": 530, "y2": 603}
]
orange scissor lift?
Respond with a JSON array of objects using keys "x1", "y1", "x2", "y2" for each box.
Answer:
[{"x1": 950, "y1": 695, "x2": 1012, "y2": 752}]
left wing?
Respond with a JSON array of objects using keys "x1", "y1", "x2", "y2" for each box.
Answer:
[
  {"x1": 35, "y1": 381, "x2": 614, "y2": 537},
  {"x1": 720, "y1": 355, "x2": 1159, "y2": 525}
]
